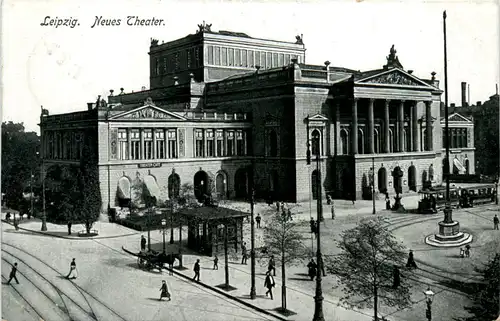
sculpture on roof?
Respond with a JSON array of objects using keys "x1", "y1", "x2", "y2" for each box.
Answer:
[
  {"x1": 383, "y1": 44, "x2": 404, "y2": 69},
  {"x1": 295, "y1": 34, "x2": 304, "y2": 45},
  {"x1": 197, "y1": 21, "x2": 212, "y2": 33},
  {"x1": 151, "y1": 38, "x2": 159, "y2": 46}
]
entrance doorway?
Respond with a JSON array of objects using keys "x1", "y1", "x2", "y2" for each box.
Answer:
[{"x1": 194, "y1": 171, "x2": 209, "y2": 202}]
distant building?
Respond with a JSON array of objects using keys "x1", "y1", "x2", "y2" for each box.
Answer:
[{"x1": 39, "y1": 24, "x2": 476, "y2": 213}]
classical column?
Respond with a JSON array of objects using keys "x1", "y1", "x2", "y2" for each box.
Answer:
[
  {"x1": 384, "y1": 100, "x2": 390, "y2": 153},
  {"x1": 368, "y1": 98, "x2": 375, "y2": 154},
  {"x1": 425, "y1": 101, "x2": 433, "y2": 151},
  {"x1": 140, "y1": 129, "x2": 144, "y2": 159},
  {"x1": 398, "y1": 100, "x2": 405, "y2": 152},
  {"x1": 351, "y1": 98, "x2": 358, "y2": 154},
  {"x1": 335, "y1": 102, "x2": 341, "y2": 155},
  {"x1": 127, "y1": 129, "x2": 131, "y2": 160},
  {"x1": 412, "y1": 102, "x2": 420, "y2": 151},
  {"x1": 152, "y1": 128, "x2": 157, "y2": 159}
]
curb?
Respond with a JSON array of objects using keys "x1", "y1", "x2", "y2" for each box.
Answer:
[
  {"x1": 121, "y1": 246, "x2": 287, "y2": 321},
  {"x1": 2, "y1": 220, "x2": 140, "y2": 240}
]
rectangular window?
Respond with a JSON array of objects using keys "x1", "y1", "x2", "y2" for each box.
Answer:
[
  {"x1": 74, "y1": 134, "x2": 81, "y2": 159},
  {"x1": 235, "y1": 49, "x2": 240, "y2": 66},
  {"x1": 228, "y1": 48, "x2": 234, "y2": 66},
  {"x1": 131, "y1": 130, "x2": 140, "y2": 160},
  {"x1": 215, "y1": 47, "x2": 221, "y2": 65},
  {"x1": 241, "y1": 50, "x2": 247, "y2": 67},
  {"x1": 206, "y1": 130, "x2": 215, "y2": 157},
  {"x1": 260, "y1": 52, "x2": 266, "y2": 68},
  {"x1": 285, "y1": 54, "x2": 290, "y2": 65},
  {"x1": 221, "y1": 47, "x2": 227, "y2": 66},
  {"x1": 168, "y1": 130, "x2": 177, "y2": 158},
  {"x1": 236, "y1": 130, "x2": 244, "y2": 156},
  {"x1": 207, "y1": 45, "x2": 214, "y2": 65},
  {"x1": 254, "y1": 51, "x2": 260, "y2": 67},
  {"x1": 272, "y1": 53, "x2": 278, "y2": 68},
  {"x1": 118, "y1": 129, "x2": 128, "y2": 160},
  {"x1": 195, "y1": 129, "x2": 204, "y2": 157},
  {"x1": 155, "y1": 58, "x2": 160, "y2": 76},
  {"x1": 216, "y1": 130, "x2": 224, "y2": 156},
  {"x1": 248, "y1": 50, "x2": 254, "y2": 67},
  {"x1": 144, "y1": 129, "x2": 153, "y2": 159},
  {"x1": 226, "y1": 131, "x2": 235, "y2": 156},
  {"x1": 266, "y1": 52, "x2": 272, "y2": 68},
  {"x1": 163, "y1": 57, "x2": 167, "y2": 74},
  {"x1": 278, "y1": 53, "x2": 284, "y2": 66},
  {"x1": 155, "y1": 130, "x2": 165, "y2": 159}
]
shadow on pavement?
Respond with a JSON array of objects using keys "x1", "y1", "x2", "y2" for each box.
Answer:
[{"x1": 437, "y1": 279, "x2": 482, "y2": 295}]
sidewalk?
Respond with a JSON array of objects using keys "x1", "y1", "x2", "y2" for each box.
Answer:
[{"x1": 3, "y1": 218, "x2": 140, "y2": 240}]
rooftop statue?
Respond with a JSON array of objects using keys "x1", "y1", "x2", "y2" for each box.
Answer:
[
  {"x1": 197, "y1": 21, "x2": 212, "y2": 33},
  {"x1": 295, "y1": 34, "x2": 304, "y2": 45},
  {"x1": 384, "y1": 44, "x2": 404, "y2": 69}
]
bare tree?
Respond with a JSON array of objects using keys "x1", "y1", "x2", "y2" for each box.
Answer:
[
  {"x1": 326, "y1": 216, "x2": 412, "y2": 321},
  {"x1": 263, "y1": 212, "x2": 307, "y2": 313}
]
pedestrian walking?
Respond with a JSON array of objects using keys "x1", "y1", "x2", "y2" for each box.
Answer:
[
  {"x1": 241, "y1": 243, "x2": 248, "y2": 265},
  {"x1": 213, "y1": 255, "x2": 219, "y2": 270},
  {"x1": 66, "y1": 258, "x2": 78, "y2": 279},
  {"x1": 192, "y1": 259, "x2": 200, "y2": 281},
  {"x1": 392, "y1": 265, "x2": 400, "y2": 289},
  {"x1": 159, "y1": 280, "x2": 171, "y2": 301},
  {"x1": 460, "y1": 247, "x2": 465, "y2": 258},
  {"x1": 493, "y1": 214, "x2": 499, "y2": 230},
  {"x1": 256, "y1": 214, "x2": 261, "y2": 228},
  {"x1": 385, "y1": 193, "x2": 391, "y2": 210},
  {"x1": 310, "y1": 218, "x2": 316, "y2": 234},
  {"x1": 141, "y1": 235, "x2": 147, "y2": 251},
  {"x1": 326, "y1": 194, "x2": 332, "y2": 205},
  {"x1": 67, "y1": 222, "x2": 72, "y2": 235},
  {"x1": 5, "y1": 212, "x2": 11, "y2": 222},
  {"x1": 264, "y1": 271, "x2": 275, "y2": 300},
  {"x1": 7, "y1": 263, "x2": 19, "y2": 285},
  {"x1": 331, "y1": 204, "x2": 335, "y2": 220},
  {"x1": 465, "y1": 244, "x2": 471, "y2": 258},
  {"x1": 286, "y1": 209, "x2": 292, "y2": 221},
  {"x1": 405, "y1": 250, "x2": 417, "y2": 269},
  {"x1": 268, "y1": 255, "x2": 276, "y2": 276},
  {"x1": 307, "y1": 259, "x2": 317, "y2": 281},
  {"x1": 276, "y1": 201, "x2": 280, "y2": 212}
]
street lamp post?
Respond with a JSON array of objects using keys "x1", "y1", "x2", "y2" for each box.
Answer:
[
  {"x1": 424, "y1": 287, "x2": 435, "y2": 321},
  {"x1": 372, "y1": 156, "x2": 376, "y2": 214},
  {"x1": 30, "y1": 171, "x2": 34, "y2": 218},
  {"x1": 170, "y1": 200, "x2": 175, "y2": 244},
  {"x1": 37, "y1": 150, "x2": 47, "y2": 232},
  {"x1": 249, "y1": 185, "x2": 256, "y2": 299},
  {"x1": 161, "y1": 218, "x2": 167, "y2": 253},
  {"x1": 306, "y1": 115, "x2": 325, "y2": 321}
]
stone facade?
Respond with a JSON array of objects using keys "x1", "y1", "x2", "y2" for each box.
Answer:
[{"x1": 39, "y1": 25, "x2": 476, "y2": 212}]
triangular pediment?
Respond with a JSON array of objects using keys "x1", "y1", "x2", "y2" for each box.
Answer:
[
  {"x1": 447, "y1": 112, "x2": 472, "y2": 123},
  {"x1": 110, "y1": 105, "x2": 187, "y2": 121},
  {"x1": 308, "y1": 114, "x2": 328, "y2": 121},
  {"x1": 357, "y1": 69, "x2": 435, "y2": 88}
]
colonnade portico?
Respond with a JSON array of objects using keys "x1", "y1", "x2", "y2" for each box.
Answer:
[{"x1": 343, "y1": 97, "x2": 434, "y2": 155}]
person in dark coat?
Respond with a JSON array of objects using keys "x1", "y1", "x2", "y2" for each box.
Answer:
[
  {"x1": 307, "y1": 259, "x2": 317, "y2": 281},
  {"x1": 213, "y1": 255, "x2": 218, "y2": 270},
  {"x1": 7, "y1": 263, "x2": 19, "y2": 285},
  {"x1": 6, "y1": 212, "x2": 11, "y2": 222},
  {"x1": 268, "y1": 256, "x2": 276, "y2": 276},
  {"x1": 67, "y1": 222, "x2": 72, "y2": 235},
  {"x1": 276, "y1": 201, "x2": 280, "y2": 212},
  {"x1": 385, "y1": 193, "x2": 391, "y2": 210},
  {"x1": 493, "y1": 214, "x2": 499, "y2": 230},
  {"x1": 392, "y1": 265, "x2": 401, "y2": 288},
  {"x1": 159, "y1": 280, "x2": 171, "y2": 301},
  {"x1": 310, "y1": 218, "x2": 316, "y2": 234},
  {"x1": 140, "y1": 235, "x2": 147, "y2": 252},
  {"x1": 241, "y1": 243, "x2": 248, "y2": 265},
  {"x1": 331, "y1": 204, "x2": 335, "y2": 220},
  {"x1": 264, "y1": 271, "x2": 275, "y2": 300},
  {"x1": 256, "y1": 214, "x2": 261, "y2": 228},
  {"x1": 286, "y1": 209, "x2": 293, "y2": 221},
  {"x1": 465, "y1": 244, "x2": 471, "y2": 258},
  {"x1": 192, "y1": 259, "x2": 200, "y2": 281},
  {"x1": 406, "y1": 250, "x2": 417, "y2": 269}
]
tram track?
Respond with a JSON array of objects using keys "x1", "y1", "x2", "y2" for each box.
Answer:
[
  {"x1": 2, "y1": 248, "x2": 95, "y2": 321},
  {"x1": 2, "y1": 242, "x2": 130, "y2": 321},
  {"x1": 1, "y1": 274, "x2": 47, "y2": 321}
]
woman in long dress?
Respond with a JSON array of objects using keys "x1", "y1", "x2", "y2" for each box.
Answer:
[{"x1": 159, "y1": 280, "x2": 171, "y2": 301}]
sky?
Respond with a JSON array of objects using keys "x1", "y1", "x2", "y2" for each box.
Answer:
[{"x1": 2, "y1": 0, "x2": 499, "y2": 133}]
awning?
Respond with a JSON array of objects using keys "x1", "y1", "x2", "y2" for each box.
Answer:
[
  {"x1": 453, "y1": 158, "x2": 466, "y2": 174},
  {"x1": 144, "y1": 175, "x2": 160, "y2": 199},
  {"x1": 117, "y1": 178, "x2": 131, "y2": 199}
]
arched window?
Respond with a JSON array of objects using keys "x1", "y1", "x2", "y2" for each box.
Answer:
[
  {"x1": 388, "y1": 128, "x2": 394, "y2": 153},
  {"x1": 168, "y1": 173, "x2": 181, "y2": 199},
  {"x1": 374, "y1": 128, "x2": 380, "y2": 154},
  {"x1": 269, "y1": 130, "x2": 278, "y2": 157},
  {"x1": 357, "y1": 128, "x2": 364, "y2": 154},
  {"x1": 340, "y1": 129, "x2": 349, "y2": 155},
  {"x1": 311, "y1": 130, "x2": 321, "y2": 156},
  {"x1": 378, "y1": 167, "x2": 387, "y2": 193}
]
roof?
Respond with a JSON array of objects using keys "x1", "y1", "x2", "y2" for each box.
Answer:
[
  {"x1": 177, "y1": 205, "x2": 248, "y2": 221},
  {"x1": 352, "y1": 69, "x2": 385, "y2": 81}
]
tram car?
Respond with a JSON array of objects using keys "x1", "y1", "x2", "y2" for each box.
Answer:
[
  {"x1": 417, "y1": 186, "x2": 460, "y2": 214},
  {"x1": 456, "y1": 183, "x2": 497, "y2": 208}
]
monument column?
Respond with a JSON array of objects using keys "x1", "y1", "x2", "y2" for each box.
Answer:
[
  {"x1": 412, "y1": 101, "x2": 420, "y2": 151},
  {"x1": 351, "y1": 98, "x2": 358, "y2": 154},
  {"x1": 425, "y1": 101, "x2": 433, "y2": 151},
  {"x1": 384, "y1": 100, "x2": 390, "y2": 153},
  {"x1": 398, "y1": 100, "x2": 405, "y2": 152},
  {"x1": 368, "y1": 98, "x2": 375, "y2": 154}
]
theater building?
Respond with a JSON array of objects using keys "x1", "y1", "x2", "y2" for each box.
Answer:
[{"x1": 39, "y1": 23, "x2": 475, "y2": 212}]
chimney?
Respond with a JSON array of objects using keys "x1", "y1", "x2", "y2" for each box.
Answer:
[
  {"x1": 476, "y1": 101, "x2": 482, "y2": 106},
  {"x1": 109, "y1": 89, "x2": 114, "y2": 96},
  {"x1": 461, "y1": 82, "x2": 467, "y2": 106},
  {"x1": 324, "y1": 60, "x2": 330, "y2": 83},
  {"x1": 87, "y1": 103, "x2": 93, "y2": 111}
]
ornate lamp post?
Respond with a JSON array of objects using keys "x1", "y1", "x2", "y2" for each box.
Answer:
[
  {"x1": 424, "y1": 287, "x2": 435, "y2": 321},
  {"x1": 306, "y1": 115, "x2": 325, "y2": 321},
  {"x1": 37, "y1": 149, "x2": 47, "y2": 231},
  {"x1": 249, "y1": 159, "x2": 257, "y2": 299},
  {"x1": 371, "y1": 156, "x2": 376, "y2": 214},
  {"x1": 161, "y1": 218, "x2": 167, "y2": 253}
]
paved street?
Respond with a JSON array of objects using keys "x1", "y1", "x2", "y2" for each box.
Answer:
[{"x1": 1, "y1": 222, "x2": 275, "y2": 321}]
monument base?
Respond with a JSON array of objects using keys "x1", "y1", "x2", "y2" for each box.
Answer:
[{"x1": 425, "y1": 220, "x2": 473, "y2": 247}]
